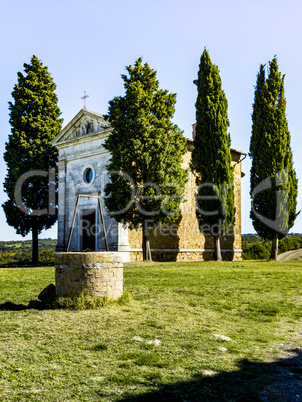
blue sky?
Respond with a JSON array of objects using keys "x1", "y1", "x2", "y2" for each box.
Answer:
[{"x1": 0, "y1": 0, "x2": 301, "y2": 240}]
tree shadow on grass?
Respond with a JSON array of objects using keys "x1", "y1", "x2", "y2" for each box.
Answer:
[
  {"x1": 0, "y1": 300, "x2": 48, "y2": 311},
  {"x1": 118, "y1": 349, "x2": 302, "y2": 401},
  {"x1": 0, "y1": 284, "x2": 56, "y2": 311}
]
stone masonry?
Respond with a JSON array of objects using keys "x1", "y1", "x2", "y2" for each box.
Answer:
[
  {"x1": 128, "y1": 141, "x2": 244, "y2": 262},
  {"x1": 52, "y1": 109, "x2": 245, "y2": 263},
  {"x1": 55, "y1": 252, "x2": 123, "y2": 299}
]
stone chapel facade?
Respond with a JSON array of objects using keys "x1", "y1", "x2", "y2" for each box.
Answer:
[{"x1": 52, "y1": 109, "x2": 245, "y2": 262}]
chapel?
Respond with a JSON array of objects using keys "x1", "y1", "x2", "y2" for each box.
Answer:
[{"x1": 52, "y1": 109, "x2": 245, "y2": 262}]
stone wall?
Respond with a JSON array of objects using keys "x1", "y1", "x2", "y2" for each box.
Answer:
[
  {"x1": 129, "y1": 250, "x2": 242, "y2": 262},
  {"x1": 55, "y1": 252, "x2": 123, "y2": 299},
  {"x1": 127, "y1": 146, "x2": 243, "y2": 262}
]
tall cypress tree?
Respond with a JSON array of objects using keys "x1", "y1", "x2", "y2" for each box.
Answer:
[
  {"x1": 104, "y1": 57, "x2": 188, "y2": 260},
  {"x1": 3, "y1": 55, "x2": 62, "y2": 263},
  {"x1": 250, "y1": 58, "x2": 298, "y2": 260},
  {"x1": 191, "y1": 49, "x2": 234, "y2": 261}
]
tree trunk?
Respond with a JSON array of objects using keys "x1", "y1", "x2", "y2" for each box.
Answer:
[
  {"x1": 142, "y1": 224, "x2": 152, "y2": 261},
  {"x1": 214, "y1": 236, "x2": 222, "y2": 261},
  {"x1": 270, "y1": 232, "x2": 279, "y2": 260},
  {"x1": 32, "y1": 226, "x2": 39, "y2": 264}
]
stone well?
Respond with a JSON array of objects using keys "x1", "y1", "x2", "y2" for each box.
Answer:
[{"x1": 55, "y1": 252, "x2": 123, "y2": 300}]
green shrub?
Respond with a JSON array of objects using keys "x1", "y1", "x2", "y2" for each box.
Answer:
[
  {"x1": 242, "y1": 240, "x2": 270, "y2": 260},
  {"x1": 117, "y1": 291, "x2": 132, "y2": 305},
  {"x1": 54, "y1": 291, "x2": 133, "y2": 310},
  {"x1": 242, "y1": 235, "x2": 302, "y2": 260},
  {"x1": 54, "y1": 292, "x2": 111, "y2": 310}
]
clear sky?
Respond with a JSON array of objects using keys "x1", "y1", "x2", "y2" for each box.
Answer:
[{"x1": 0, "y1": 0, "x2": 301, "y2": 241}]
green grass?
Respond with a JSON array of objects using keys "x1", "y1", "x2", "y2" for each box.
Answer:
[{"x1": 1, "y1": 260, "x2": 302, "y2": 400}]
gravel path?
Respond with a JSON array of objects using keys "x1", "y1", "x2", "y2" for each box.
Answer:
[{"x1": 277, "y1": 249, "x2": 302, "y2": 261}]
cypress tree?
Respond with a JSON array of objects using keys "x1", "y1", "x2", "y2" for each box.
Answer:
[
  {"x1": 191, "y1": 49, "x2": 234, "y2": 261},
  {"x1": 250, "y1": 58, "x2": 298, "y2": 260},
  {"x1": 3, "y1": 55, "x2": 62, "y2": 263},
  {"x1": 104, "y1": 57, "x2": 188, "y2": 260}
]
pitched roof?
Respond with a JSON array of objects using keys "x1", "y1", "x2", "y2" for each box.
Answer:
[
  {"x1": 52, "y1": 109, "x2": 110, "y2": 146},
  {"x1": 185, "y1": 137, "x2": 246, "y2": 155}
]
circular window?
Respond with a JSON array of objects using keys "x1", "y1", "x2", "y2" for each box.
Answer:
[{"x1": 84, "y1": 168, "x2": 94, "y2": 184}]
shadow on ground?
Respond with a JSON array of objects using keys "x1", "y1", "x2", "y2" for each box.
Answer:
[
  {"x1": 0, "y1": 263, "x2": 54, "y2": 268},
  {"x1": 0, "y1": 284, "x2": 56, "y2": 311},
  {"x1": 117, "y1": 349, "x2": 302, "y2": 402},
  {"x1": 0, "y1": 300, "x2": 48, "y2": 310}
]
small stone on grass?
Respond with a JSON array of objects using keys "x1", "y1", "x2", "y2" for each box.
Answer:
[
  {"x1": 203, "y1": 370, "x2": 216, "y2": 377},
  {"x1": 146, "y1": 339, "x2": 161, "y2": 346},
  {"x1": 133, "y1": 336, "x2": 144, "y2": 342},
  {"x1": 213, "y1": 334, "x2": 233, "y2": 342},
  {"x1": 132, "y1": 336, "x2": 161, "y2": 346}
]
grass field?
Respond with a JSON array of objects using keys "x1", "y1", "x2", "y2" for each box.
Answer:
[{"x1": 1, "y1": 260, "x2": 302, "y2": 401}]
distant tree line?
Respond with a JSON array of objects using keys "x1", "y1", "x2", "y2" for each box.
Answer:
[
  {"x1": 242, "y1": 234, "x2": 302, "y2": 260},
  {"x1": 0, "y1": 239, "x2": 56, "y2": 266}
]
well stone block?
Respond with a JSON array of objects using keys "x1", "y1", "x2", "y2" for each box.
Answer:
[{"x1": 55, "y1": 252, "x2": 123, "y2": 299}]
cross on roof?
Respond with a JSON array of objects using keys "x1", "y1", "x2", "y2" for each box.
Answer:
[{"x1": 81, "y1": 91, "x2": 89, "y2": 109}]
